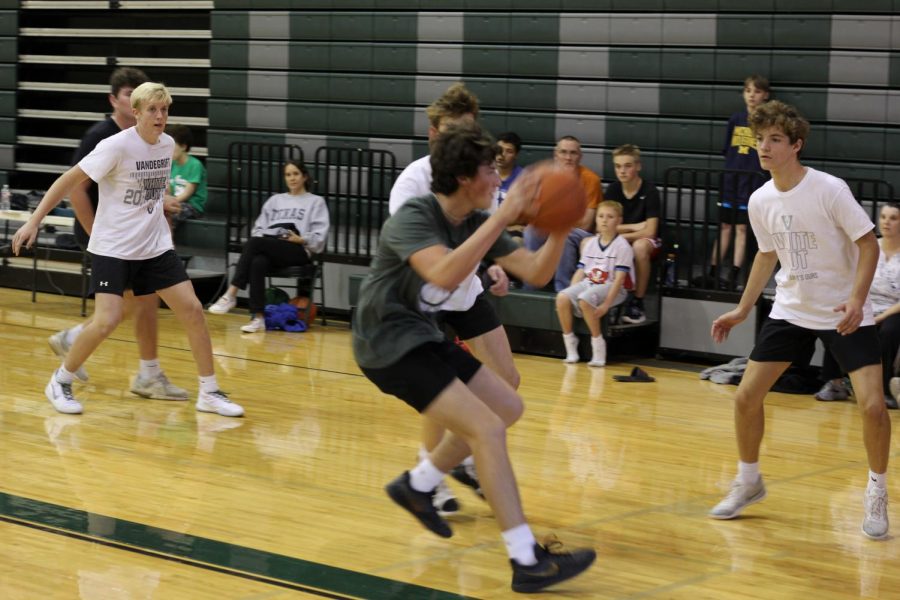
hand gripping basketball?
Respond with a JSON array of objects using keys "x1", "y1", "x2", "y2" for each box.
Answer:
[{"x1": 527, "y1": 169, "x2": 588, "y2": 232}]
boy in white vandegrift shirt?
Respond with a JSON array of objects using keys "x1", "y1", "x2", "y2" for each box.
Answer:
[
  {"x1": 708, "y1": 100, "x2": 890, "y2": 539},
  {"x1": 12, "y1": 82, "x2": 244, "y2": 418}
]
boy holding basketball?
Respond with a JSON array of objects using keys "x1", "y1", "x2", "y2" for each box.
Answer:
[
  {"x1": 354, "y1": 122, "x2": 595, "y2": 593},
  {"x1": 12, "y1": 83, "x2": 244, "y2": 418},
  {"x1": 556, "y1": 200, "x2": 634, "y2": 366},
  {"x1": 709, "y1": 100, "x2": 890, "y2": 539}
]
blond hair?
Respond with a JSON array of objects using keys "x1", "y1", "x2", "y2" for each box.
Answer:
[
  {"x1": 130, "y1": 82, "x2": 172, "y2": 111},
  {"x1": 597, "y1": 200, "x2": 623, "y2": 217},
  {"x1": 425, "y1": 83, "x2": 479, "y2": 128},
  {"x1": 612, "y1": 144, "x2": 641, "y2": 161}
]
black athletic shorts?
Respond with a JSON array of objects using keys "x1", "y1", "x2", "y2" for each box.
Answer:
[
  {"x1": 360, "y1": 340, "x2": 483, "y2": 413},
  {"x1": 438, "y1": 293, "x2": 502, "y2": 341},
  {"x1": 751, "y1": 317, "x2": 880, "y2": 374},
  {"x1": 717, "y1": 203, "x2": 750, "y2": 226},
  {"x1": 89, "y1": 249, "x2": 189, "y2": 296}
]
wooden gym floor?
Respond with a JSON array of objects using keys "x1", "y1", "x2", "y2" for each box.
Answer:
[{"x1": 0, "y1": 287, "x2": 897, "y2": 599}]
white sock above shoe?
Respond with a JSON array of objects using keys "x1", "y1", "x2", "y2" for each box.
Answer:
[
  {"x1": 563, "y1": 332, "x2": 579, "y2": 362},
  {"x1": 56, "y1": 366, "x2": 76, "y2": 385},
  {"x1": 738, "y1": 460, "x2": 760, "y2": 485},
  {"x1": 139, "y1": 359, "x2": 161, "y2": 380},
  {"x1": 198, "y1": 374, "x2": 219, "y2": 394},
  {"x1": 869, "y1": 470, "x2": 887, "y2": 490},
  {"x1": 64, "y1": 324, "x2": 83, "y2": 346},
  {"x1": 503, "y1": 523, "x2": 537, "y2": 566},
  {"x1": 409, "y1": 458, "x2": 444, "y2": 493}
]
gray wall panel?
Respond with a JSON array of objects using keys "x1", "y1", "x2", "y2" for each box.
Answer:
[
  {"x1": 249, "y1": 11, "x2": 291, "y2": 39},
  {"x1": 417, "y1": 44, "x2": 463, "y2": 73},
  {"x1": 418, "y1": 12, "x2": 463, "y2": 42},
  {"x1": 558, "y1": 47, "x2": 609, "y2": 78},
  {"x1": 829, "y1": 51, "x2": 890, "y2": 86}
]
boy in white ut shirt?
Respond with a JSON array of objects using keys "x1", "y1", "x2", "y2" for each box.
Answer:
[
  {"x1": 709, "y1": 100, "x2": 890, "y2": 539},
  {"x1": 12, "y1": 82, "x2": 244, "y2": 418}
]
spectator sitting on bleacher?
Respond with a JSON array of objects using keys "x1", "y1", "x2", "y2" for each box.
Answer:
[
  {"x1": 496, "y1": 131, "x2": 526, "y2": 241},
  {"x1": 522, "y1": 135, "x2": 603, "y2": 290},
  {"x1": 208, "y1": 161, "x2": 329, "y2": 333},
  {"x1": 164, "y1": 124, "x2": 207, "y2": 232},
  {"x1": 602, "y1": 144, "x2": 661, "y2": 324},
  {"x1": 555, "y1": 200, "x2": 634, "y2": 367}
]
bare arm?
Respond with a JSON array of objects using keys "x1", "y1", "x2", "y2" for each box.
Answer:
[
  {"x1": 835, "y1": 230, "x2": 878, "y2": 335},
  {"x1": 494, "y1": 230, "x2": 569, "y2": 287},
  {"x1": 618, "y1": 217, "x2": 659, "y2": 242},
  {"x1": 68, "y1": 178, "x2": 95, "y2": 235},
  {"x1": 594, "y1": 270, "x2": 627, "y2": 318},
  {"x1": 711, "y1": 249, "x2": 779, "y2": 342},
  {"x1": 12, "y1": 166, "x2": 91, "y2": 254}
]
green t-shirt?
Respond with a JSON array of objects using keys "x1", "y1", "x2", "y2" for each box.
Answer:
[
  {"x1": 169, "y1": 154, "x2": 208, "y2": 213},
  {"x1": 352, "y1": 194, "x2": 520, "y2": 369}
]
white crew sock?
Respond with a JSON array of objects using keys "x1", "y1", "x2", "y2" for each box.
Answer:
[
  {"x1": 64, "y1": 324, "x2": 84, "y2": 346},
  {"x1": 409, "y1": 458, "x2": 444, "y2": 493},
  {"x1": 503, "y1": 523, "x2": 537, "y2": 566},
  {"x1": 868, "y1": 470, "x2": 887, "y2": 490},
  {"x1": 198, "y1": 375, "x2": 219, "y2": 394},
  {"x1": 139, "y1": 359, "x2": 161, "y2": 379},
  {"x1": 55, "y1": 366, "x2": 75, "y2": 384},
  {"x1": 738, "y1": 461, "x2": 760, "y2": 485}
]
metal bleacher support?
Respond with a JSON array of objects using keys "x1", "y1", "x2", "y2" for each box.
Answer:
[{"x1": 13, "y1": 1, "x2": 212, "y2": 191}]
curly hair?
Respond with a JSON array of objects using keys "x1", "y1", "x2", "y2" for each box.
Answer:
[
  {"x1": 430, "y1": 123, "x2": 497, "y2": 196},
  {"x1": 425, "y1": 83, "x2": 480, "y2": 129},
  {"x1": 748, "y1": 100, "x2": 810, "y2": 146}
]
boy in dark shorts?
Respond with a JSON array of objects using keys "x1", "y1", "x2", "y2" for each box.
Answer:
[
  {"x1": 709, "y1": 100, "x2": 890, "y2": 539},
  {"x1": 353, "y1": 122, "x2": 596, "y2": 593},
  {"x1": 13, "y1": 83, "x2": 243, "y2": 418}
]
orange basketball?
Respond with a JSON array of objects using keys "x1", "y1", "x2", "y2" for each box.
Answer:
[{"x1": 528, "y1": 170, "x2": 588, "y2": 232}]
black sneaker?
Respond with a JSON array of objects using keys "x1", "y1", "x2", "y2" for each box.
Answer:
[
  {"x1": 510, "y1": 539, "x2": 597, "y2": 593},
  {"x1": 450, "y1": 463, "x2": 485, "y2": 499},
  {"x1": 385, "y1": 471, "x2": 453, "y2": 538},
  {"x1": 621, "y1": 302, "x2": 646, "y2": 324}
]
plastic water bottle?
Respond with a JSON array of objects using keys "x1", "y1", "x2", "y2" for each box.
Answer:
[
  {"x1": 664, "y1": 243, "x2": 679, "y2": 287},
  {"x1": 0, "y1": 184, "x2": 10, "y2": 211}
]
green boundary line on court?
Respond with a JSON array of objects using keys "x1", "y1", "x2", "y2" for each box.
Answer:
[{"x1": 0, "y1": 491, "x2": 476, "y2": 600}]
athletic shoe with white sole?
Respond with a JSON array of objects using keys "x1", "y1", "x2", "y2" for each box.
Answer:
[
  {"x1": 709, "y1": 476, "x2": 767, "y2": 519},
  {"x1": 240, "y1": 317, "x2": 265, "y2": 333},
  {"x1": 863, "y1": 485, "x2": 889, "y2": 540},
  {"x1": 130, "y1": 372, "x2": 189, "y2": 401},
  {"x1": 196, "y1": 389, "x2": 244, "y2": 417},
  {"x1": 45, "y1": 372, "x2": 83, "y2": 415},
  {"x1": 208, "y1": 295, "x2": 236, "y2": 314}
]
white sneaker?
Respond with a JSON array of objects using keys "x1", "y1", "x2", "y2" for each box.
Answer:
[
  {"x1": 48, "y1": 330, "x2": 88, "y2": 382},
  {"x1": 240, "y1": 317, "x2": 265, "y2": 333},
  {"x1": 196, "y1": 389, "x2": 244, "y2": 417},
  {"x1": 433, "y1": 480, "x2": 460, "y2": 517},
  {"x1": 130, "y1": 372, "x2": 189, "y2": 401},
  {"x1": 588, "y1": 337, "x2": 606, "y2": 367},
  {"x1": 563, "y1": 334, "x2": 579, "y2": 363},
  {"x1": 208, "y1": 295, "x2": 236, "y2": 314},
  {"x1": 45, "y1": 372, "x2": 83, "y2": 415},
  {"x1": 863, "y1": 485, "x2": 889, "y2": 540},
  {"x1": 709, "y1": 476, "x2": 767, "y2": 519}
]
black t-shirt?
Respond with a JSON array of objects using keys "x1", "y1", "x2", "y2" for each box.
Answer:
[
  {"x1": 603, "y1": 179, "x2": 660, "y2": 226},
  {"x1": 72, "y1": 117, "x2": 122, "y2": 242}
]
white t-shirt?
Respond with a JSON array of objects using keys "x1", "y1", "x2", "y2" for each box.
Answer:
[
  {"x1": 579, "y1": 234, "x2": 635, "y2": 290},
  {"x1": 870, "y1": 238, "x2": 900, "y2": 315},
  {"x1": 389, "y1": 154, "x2": 484, "y2": 311},
  {"x1": 749, "y1": 167, "x2": 875, "y2": 329},
  {"x1": 79, "y1": 127, "x2": 175, "y2": 260}
]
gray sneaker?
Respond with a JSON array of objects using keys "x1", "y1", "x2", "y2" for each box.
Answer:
[
  {"x1": 130, "y1": 372, "x2": 189, "y2": 401},
  {"x1": 815, "y1": 380, "x2": 850, "y2": 401},
  {"x1": 709, "y1": 476, "x2": 767, "y2": 519},
  {"x1": 48, "y1": 330, "x2": 88, "y2": 382},
  {"x1": 863, "y1": 485, "x2": 889, "y2": 540}
]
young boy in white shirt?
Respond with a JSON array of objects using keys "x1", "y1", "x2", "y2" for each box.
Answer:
[
  {"x1": 555, "y1": 200, "x2": 635, "y2": 367},
  {"x1": 709, "y1": 100, "x2": 890, "y2": 539},
  {"x1": 12, "y1": 83, "x2": 244, "y2": 418}
]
